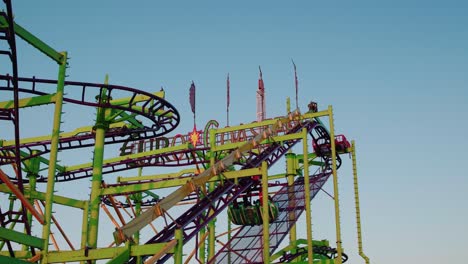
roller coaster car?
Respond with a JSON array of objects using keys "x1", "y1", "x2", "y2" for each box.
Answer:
[
  {"x1": 227, "y1": 199, "x2": 280, "y2": 226},
  {"x1": 313, "y1": 134, "x2": 351, "y2": 156},
  {"x1": 308, "y1": 101, "x2": 318, "y2": 113},
  {"x1": 335, "y1": 134, "x2": 351, "y2": 152}
]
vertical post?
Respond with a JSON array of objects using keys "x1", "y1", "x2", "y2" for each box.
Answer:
[
  {"x1": 207, "y1": 129, "x2": 216, "y2": 261},
  {"x1": 135, "y1": 167, "x2": 143, "y2": 264},
  {"x1": 42, "y1": 52, "x2": 67, "y2": 263},
  {"x1": 24, "y1": 151, "x2": 39, "y2": 251},
  {"x1": 174, "y1": 229, "x2": 183, "y2": 264},
  {"x1": 261, "y1": 161, "x2": 270, "y2": 264},
  {"x1": 351, "y1": 141, "x2": 370, "y2": 264},
  {"x1": 80, "y1": 201, "x2": 89, "y2": 248},
  {"x1": 198, "y1": 226, "x2": 206, "y2": 264},
  {"x1": 328, "y1": 105, "x2": 343, "y2": 264},
  {"x1": 285, "y1": 153, "x2": 297, "y2": 244},
  {"x1": 227, "y1": 214, "x2": 231, "y2": 264},
  {"x1": 87, "y1": 75, "x2": 109, "y2": 250},
  {"x1": 302, "y1": 128, "x2": 313, "y2": 264}
]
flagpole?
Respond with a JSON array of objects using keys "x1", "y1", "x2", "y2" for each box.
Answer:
[
  {"x1": 292, "y1": 59, "x2": 299, "y2": 110},
  {"x1": 227, "y1": 73, "x2": 230, "y2": 127}
]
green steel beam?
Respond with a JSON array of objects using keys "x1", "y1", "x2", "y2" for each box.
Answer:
[
  {"x1": 3, "y1": 122, "x2": 128, "y2": 147},
  {"x1": 286, "y1": 153, "x2": 297, "y2": 247},
  {"x1": 117, "y1": 168, "x2": 197, "y2": 182},
  {"x1": 46, "y1": 243, "x2": 174, "y2": 263},
  {"x1": 261, "y1": 161, "x2": 270, "y2": 263},
  {"x1": 30, "y1": 191, "x2": 86, "y2": 209},
  {"x1": 207, "y1": 129, "x2": 216, "y2": 260},
  {"x1": 0, "y1": 250, "x2": 31, "y2": 258},
  {"x1": 302, "y1": 128, "x2": 314, "y2": 264},
  {"x1": 18, "y1": 150, "x2": 65, "y2": 173},
  {"x1": 87, "y1": 76, "x2": 110, "y2": 250},
  {"x1": 174, "y1": 229, "x2": 183, "y2": 264},
  {"x1": 42, "y1": 52, "x2": 68, "y2": 261},
  {"x1": 0, "y1": 94, "x2": 56, "y2": 109},
  {"x1": 0, "y1": 256, "x2": 33, "y2": 264},
  {"x1": 0, "y1": 227, "x2": 44, "y2": 249},
  {"x1": 109, "y1": 91, "x2": 165, "y2": 106},
  {"x1": 0, "y1": 16, "x2": 63, "y2": 64},
  {"x1": 211, "y1": 132, "x2": 305, "y2": 152},
  {"x1": 65, "y1": 142, "x2": 191, "y2": 173},
  {"x1": 0, "y1": 185, "x2": 86, "y2": 209},
  {"x1": 105, "y1": 110, "x2": 143, "y2": 128},
  {"x1": 328, "y1": 105, "x2": 343, "y2": 264},
  {"x1": 105, "y1": 243, "x2": 130, "y2": 264},
  {"x1": 101, "y1": 168, "x2": 261, "y2": 196}
]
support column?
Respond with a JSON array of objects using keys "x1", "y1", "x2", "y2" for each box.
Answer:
[
  {"x1": 198, "y1": 226, "x2": 206, "y2": 264},
  {"x1": 261, "y1": 161, "x2": 270, "y2": 264},
  {"x1": 134, "y1": 167, "x2": 143, "y2": 264},
  {"x1": 207, "y1": 129, "x2": 216, "y2": 261},
  {"x1": 42, "y1": 52, "x2": 67, "y2": 263},
  {"x1": 24, "y1": 150, "x2": 39, "y2": 251},
  {"x1": 328, "y1": 105, "x2": 343, "y2": 264},
  {"x1": 80, "y1": 201, "x2": 89, "y2": 264},
  {"x1": 302, "y1": 128, "x2": 313, "y2": 264},
  {"x1": 285, "y1": 153, "x2": 297, "y2": 245},
  {"x1": 351, "y1": 141, "x2": 370, "y2": 264},
  {"x1": 174, "y1": 229, "x2": 183, "y2": 264},
  {"x1": 87, "y1": 76, "x2": 109, "y2": 250}
]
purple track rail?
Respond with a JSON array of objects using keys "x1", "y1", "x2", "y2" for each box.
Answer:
[
  {"x1": 0, "y1": 74, "x2": 180, "y2": 172},
  {"x1": 128, "y1": 120, "x2": 321, "y2": 264},
  {"x1": 210, "y1": 171, "x2": 331, "y2": 264}
]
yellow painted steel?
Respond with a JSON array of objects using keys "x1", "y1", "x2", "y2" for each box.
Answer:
[
  {"x1": 45, "y1": 243, "x2": 174, "y2": 263},
  {"x1": 286, "y1": 152, "x2": 297, "y2": 244},
  {"x1": 2, "y1": 122, "x2": 127, "y2": 147},
  {"x1": 80, "y1": 201, "x2": 89, "y2": 264},
  {"x1": 0, "y1": 94, "x2": 57, "y2": 109},
  {"x1": 87, "y1": 75, "x2": 110, "y2": 252},
  {"x1": 174, "y1": 229, "x2": 183, "y2": 264},
  {"x1": 302, "y1": 128, "x2": 314, "y2": 264},
  {"x1": 351, "y1": 141, "x2": 370, "y2": 264},
  {"x1": 208, "y1": 128, "x2": 216, "y2": 261},
  {"x1": 113, "y1": 113, "x2": 302, "y2": 245},
  {"x1": 211, "y1": 132, "x2": 304, "y2": 152},
  {"x1": 328, "y1": 105, "x2": 343, "y2": 264},
  {"x1": 261, "y1": 161, "x2": 270, "y2": 263},
  {"x1": 135, "y1": 167, "x2": 143, "y2": 264},
  {"x1": 102, "y1": 168, "x2": 261, "y2": 196},
  {"x1": 65, "y1": 142, "x2": 191, "y2": 173},
  {"x1": 42, "y1": 52, "x2": 68, "y2": 263},
  {"x1": 117, "y1": 168, "x2": 199, "y2": 182}
]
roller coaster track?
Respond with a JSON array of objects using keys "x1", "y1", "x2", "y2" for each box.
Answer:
[
  {"x1": 0, "y1": 74, "x2": 180, "y2": 168},
  {"x1": 127, "y1": 119, "x2": 321, "y2": 264},
  {"x1": 211, "y1": 172, "x2": 331, "y2": 264},
  {"x1": 0, "y1": 0, "x2": 32, "y2": 249},
  {"x1": 209, "y1": 121, "x2": 341, "y2": 264}
]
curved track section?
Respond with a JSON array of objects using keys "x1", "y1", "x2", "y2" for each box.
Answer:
[{"x1": 0, "y1": 75, "x2": 180, "y2": 170}]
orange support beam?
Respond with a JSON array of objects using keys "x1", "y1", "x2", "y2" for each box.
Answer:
[{"x1": 0, "y1": 169, "x2": 44, "y2": 225}]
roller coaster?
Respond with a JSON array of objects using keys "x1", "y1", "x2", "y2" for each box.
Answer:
[{"x1": 0, "y1": 1, "x2": 370, "y2": 264}]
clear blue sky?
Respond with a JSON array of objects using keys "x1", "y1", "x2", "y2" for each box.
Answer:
[{"x1": 5, "y1": 1, "x2": 468, "y2": 263}]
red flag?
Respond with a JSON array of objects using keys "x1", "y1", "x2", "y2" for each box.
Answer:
[
  {"x1": 258, "y1": 66, "x2": 264, "y2": 91},
  {"x1": 189, "y1": 81, "x2": 196, "y2": 115},
  {"x1": 292, "y1": 59, "x2": 298, "y2": 108}
]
